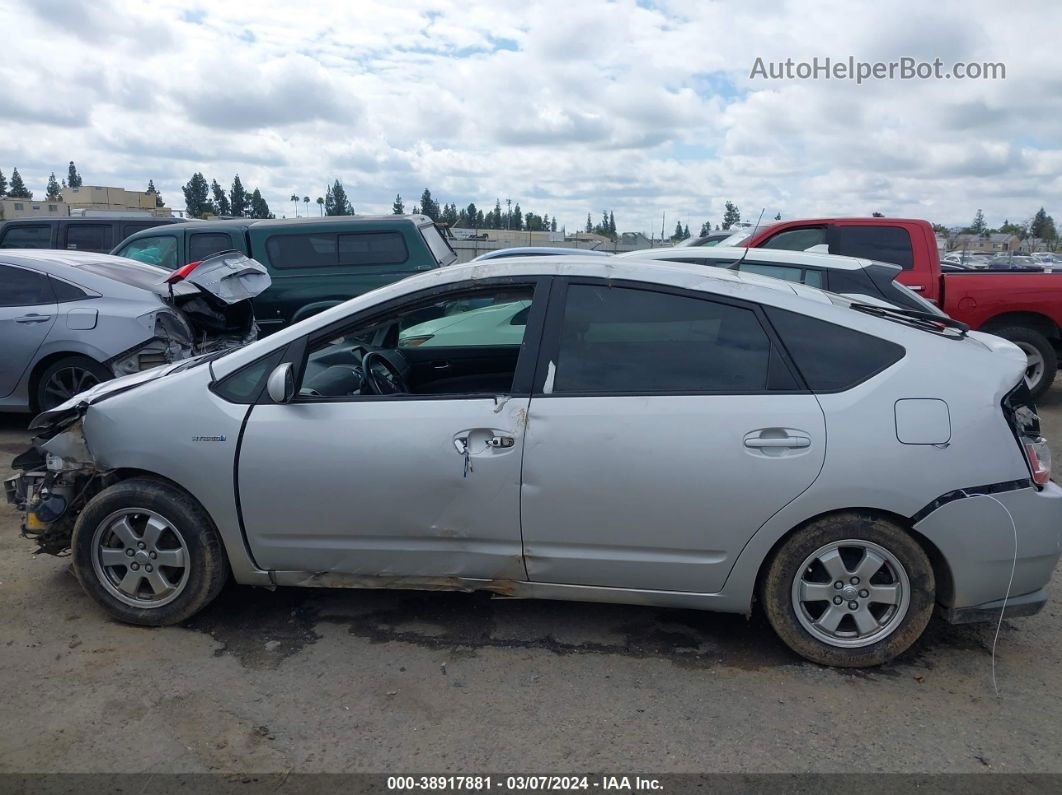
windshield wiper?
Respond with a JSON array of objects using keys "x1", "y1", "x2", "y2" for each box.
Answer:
[{"x1": 849, "y1": 303, "x2": 969, "y2": 338}]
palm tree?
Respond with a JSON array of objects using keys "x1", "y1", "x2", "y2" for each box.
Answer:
[
  {"x1": 316, "y1": 196, "x2": 324, "y2": 216},
  {"x1": 290, "y1": 194, "x2": 298, "y2": 217},
  {"x1": 303, "y1": 196, "x2": 310, "y2": 215}
]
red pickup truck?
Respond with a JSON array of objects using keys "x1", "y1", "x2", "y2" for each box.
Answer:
[{"x1": 741, "y1": 217, "x2": 1062, "y2": 396}]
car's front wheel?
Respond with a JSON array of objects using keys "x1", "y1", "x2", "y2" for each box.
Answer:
[
  {"x1": 72, "y1": 478, "x2": 228, "y2": 625},
  {"x1": 761, "y1": 513, "x2": 935, "y2": 667}
]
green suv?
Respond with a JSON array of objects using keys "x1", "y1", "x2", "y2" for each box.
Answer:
[{"x1": 111, "y1": 215, "x2": 456, "y2": 333}]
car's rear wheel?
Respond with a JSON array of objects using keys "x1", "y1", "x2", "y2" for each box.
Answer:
[
  {"x1": 761, "y1": 513, "x2": 935, "y2": 667},
  {"x1": 35, "y1": 355, "x2": 112, "y2": 411},
  {"x1": 992, "y1": 326, "x2": 1056, "y2": 398},
  {"x1": 72, "y1": 478, "x2": 228, "y2": 625}
]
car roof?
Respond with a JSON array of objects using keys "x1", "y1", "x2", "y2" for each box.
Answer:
[
  {"x1": 0, "y1": 215, "x2": 186, "y2": 225},
  {"x1": 119, "y1": 213, "x2": 433, "y2": 236},
  {"x1": 615, "y1": 245, "x2": 872, "y2": 271},
  {"x1": 0, "y1": 249, "x2": 162, "y2": 269},
  {"x1": 473, "y1": 246, "x2": 612, "y2": 260}
]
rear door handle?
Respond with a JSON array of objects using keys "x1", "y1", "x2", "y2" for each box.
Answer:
[
  {"x1": 744, "y1": 436, "x2": 810, "y2": 449},
  {"x1": 15, "y1": 313, "x2": 52, "y2": 324}
]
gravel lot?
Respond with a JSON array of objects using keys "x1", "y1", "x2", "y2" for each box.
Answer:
[{"x1": 2, "y1": 388, "x2": 1062, "y2": 776}]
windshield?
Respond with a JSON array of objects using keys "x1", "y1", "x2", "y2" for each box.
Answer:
[{"x1": 421, "y1": 224, "x2": 457, "y2": 266}]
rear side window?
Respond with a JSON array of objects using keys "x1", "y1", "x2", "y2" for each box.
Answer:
[
  {"x1": 65, "y1": 223, "x2": 113, "y2": 252},
  {"x1": 121, "y1": 222, "x2": 163, "y2": 239},
  {"x1": 338, "y1": 232, "x2": 408, "y2": 266},
  {"x1": 765, "y1": 307, "x2": 904, "y2": 391},
  {"x1": 761, "y1": 227, "x2": 826, "y2": 252},
  {"x1": 1, "y1": 224, "x2": 51, "y2": 249},
  {"x1": 834, "y1": 226, "x2": 914, "y2": 270},
  {"x1": 552, "y1": 284, "x2": 771, "y2": 393},
  {"x1": 0, "y1": 264, "x2": 54, "y2": 306},
  {"x1": 188, "y1": 232, "x2": 233, "y2": 262},
  {"x1": 267, "y1": 231, "x2": 409, "y2": 269}
]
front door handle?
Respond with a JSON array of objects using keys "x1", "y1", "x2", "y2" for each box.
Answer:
[
  {"x1": 487, "y1": 433, "x2": 515, "y2": 449},
  {"x1": 15, "y1": 313, "x2": 52, "y2": 324},
  {"x1": 744, "y1": 436, "x2": 810, "y2": 449}
]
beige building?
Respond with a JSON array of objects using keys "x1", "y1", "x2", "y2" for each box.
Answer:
[
  {"x1": 0, "y1": 197, "x2": 69, "y2": 219},
  {"x1": 62, "y1": 185, "x2": 172, "y2": 217}
]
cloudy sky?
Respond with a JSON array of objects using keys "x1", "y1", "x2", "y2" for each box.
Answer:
[{"x1": 1, "y1": 0, "x2": 1059, "y2": 233}]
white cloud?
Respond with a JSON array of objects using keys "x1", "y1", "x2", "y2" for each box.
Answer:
[{"x1": 0, "y1": 0, "x2": 1058, "y2": 231}]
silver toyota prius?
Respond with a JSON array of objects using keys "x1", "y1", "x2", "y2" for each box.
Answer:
[{"x1": 7, "y1": 256, "x2": 1061, "y2": 667}]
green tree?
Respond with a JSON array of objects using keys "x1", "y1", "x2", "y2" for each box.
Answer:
[
  {"x1": 673, "y1": 221, "x2": 684, "y2": 241},
  {"x1": 609, "y1": 211, "x2": 616, "y2": 237},
  {"x1": 699, "y1": 221, "x2": 710, "y2": 237},
  {"x1": 998, "y1": 219, "x2": 1026, "y2": 238},
  {"x1": 441, "y1": 203, "x2": 458, "y2": 226},
  {"x1": 229, "y1": 175, "x2": 248, "y2": 217},
  {"x1": 316, "y1": 196, "x2": 325, "y2": 215},
  {"x1": 465, "y1": 203, "x2": 479, "y2": 228},
  {"x1": 419, "y1": 188, "x2": 439, "y2": 221},
  {"x1": 325, "y1": 180, "x2": 353, "y2": 215},
  {"x1": 146, "y1": 179, "x2": 164, "y2": 207},
  {"x1": 511, "y1": 204, "x2": 522, "y2": 231},
  {"x1": 303, "y1": 196, "x2": 310, "y2": 216},
  {"x1": 683, "y1": 223, "x2": 690, "y2": 240},
  {"x1": 66, "y1": 161, "x2": 82, "y2": 188},
  {"x1": 45, "y1": 173, "x2": 62, "y2": 201},
  {"x1": 0, "y1": 169, "x2": 7, "y2": 197},
  {"x1": 392, "y1": 194, "x2": 405, "y2": 214},
  {"x1": 774, "y1": 212, "x2": 781, "y2": 220},
  {"x1": 1030, "y1": 207, "x2": 1056, "y2": 240},
  {"x1": 722, "y1": 201, "x2": 740, "y2": 230},
  {"x1": 182, "y1": 172, "x2": 211, "y2": 218},
  {"x1": 210, "y1": 180, "x2": 230, "y2": 215},
  {"x1": 290, "y1": 194, "x2": 299, "y2": 216},
  {"x1": 7, "y1": 168, "x2": 31, "y2": 198},
  {"x1": 551, "y1": 217, "x2": 557, "y2": 232},
  {"x1": 249, "y1": 188, "x2": 272, "y2": 219},
  {"x1": 969, "y1": 208, "x2": 987, "y2": 235},
  {"x1": 585, "y1": 213, "x2": 593, "y2": 233}
]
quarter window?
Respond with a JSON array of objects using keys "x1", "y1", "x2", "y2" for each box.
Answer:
[
  {"x1": 833, "y1": 226, "x2": 914, "y2": 270},
  {"x1": 0, "y1": 224, "x2": 51, "y2": 249},
  {"x1": 0, "y1": 265, "x2": 54, "y2": 307},
  {"x1": 765, "y1": 307, "x2": 904, "y2": 391},
  {"x1": 738, "y1": 263, "x2": 825, "y2": 289},
  {"x1": 551, "y1": 284, "x2": 772, "y2": 393}
]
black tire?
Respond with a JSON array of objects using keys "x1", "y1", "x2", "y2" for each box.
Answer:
[
  {"x1": 992, "y1": 326, "x2": 1057, "y2": 399},
  {"x1": 761, "y1": 512, "x2": 935, "y2": 667},
  {"x1": 35, "y1": 355, "x2": 113, "y2": 411},
  {"x1": 71, "y1": 478, "x2": 229, "y2": 626}
]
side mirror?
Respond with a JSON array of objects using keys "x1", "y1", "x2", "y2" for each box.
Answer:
[{"x1": 266, "y1": 362, "x2": 296, "y2": 404}]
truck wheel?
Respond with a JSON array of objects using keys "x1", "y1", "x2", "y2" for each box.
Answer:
[
  {"x1": 71, "y1": 478, "x2": 229, "y2": 626},
  {"x1": 993, "y1": 326, "x2": 1056, "y2": 398},
  {"x1": 35, "y1": 355, "x2": 112, "y2": 411},
  {"x1": 761, "y1": 512, "x2": 935, "y2": 667}
]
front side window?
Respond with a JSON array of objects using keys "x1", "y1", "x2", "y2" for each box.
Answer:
[
  {"x1": 551, "y1": 284, "x2": 771, "y2": 393},
  {"x1": 300, "y1": 285, "x2": 536, "y2": 399},
  {"x1": 0, "y1": 264, "x2": 54, "y2": 307},
  {"x1": 833, "y1": 225, "x2": 914, "y2": 270},
  {"x1": 761, "y1": 227, "x2": 826, "y2": 252},
  {"x1": 118, "y1": 235, "x2": 178, "y2": 270},
  {"x1": 65, "y1": 223, "x2": 112, "y2": 252},
  {"x1": 0, "y1": 224, "x2": 51, "y2": 249}
]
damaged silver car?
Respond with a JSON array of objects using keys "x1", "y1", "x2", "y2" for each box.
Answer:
[
  {"x1": 0, "y1": 249, "x2": 270, "y2": 412},
  {"x1": 7, "y1": 256, "x2": 1062, "y2": 667}
]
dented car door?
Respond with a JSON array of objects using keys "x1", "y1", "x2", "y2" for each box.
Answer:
[{"x1": 236, "y1": 279, "x2": 547, "y2": 581}]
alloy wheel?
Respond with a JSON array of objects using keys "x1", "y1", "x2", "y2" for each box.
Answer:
[
  {"x1": 90, "y1": 508, "x2": 190, "y2": 608},
  {"x1": 41, "y1": 366, "x2": 101, "y2": 410},
  {"x1": 791, "y1": 539, "x2": 911, "y2": 648},
  {"x1": 1013, "y1": 341, "x2": 1045, "y2": 392}
]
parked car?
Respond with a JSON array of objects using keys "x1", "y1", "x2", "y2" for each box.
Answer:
[
  {"x1": 0, "y1": 250, "x2": 269, "y2": 412},
  {"x1": 112, "y1": 215, "x2": 456, "y2": 334},
  {"x1": 675, "y1": 232, "x2": 732, "y2": 247},
  {"x1": 616, "y1": 245, "x2": 940, "y2": 315},
  {"x1": 0, "y1": 215, "x2": 185, "y2": 254},
  {"x1": 8, "y1": 255, "x2": 1060, "y2": 668},
  {"x1": 740, "y1": 217, "x2": 1062, "y2": 396},
  {"x1": 471, "y1": 246, "x2": 612, "y2": 261}
]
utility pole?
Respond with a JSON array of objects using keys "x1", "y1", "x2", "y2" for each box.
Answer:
[{"x1": 506, "y1": 198, "x2": 512, "y2": 230}]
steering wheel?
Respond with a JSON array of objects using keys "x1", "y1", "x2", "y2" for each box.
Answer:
[{"x1": 361, "y1": 350, "x2": 410, "y2": 395}]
